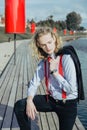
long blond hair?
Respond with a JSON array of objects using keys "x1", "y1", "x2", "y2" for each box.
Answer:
[{"x1": 33, "y1": 27, "x2": 63, "y2": 59}]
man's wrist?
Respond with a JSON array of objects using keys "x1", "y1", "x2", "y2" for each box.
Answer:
[{"x1": 27, "y1": 96, "x2": 33, "y2": 102}]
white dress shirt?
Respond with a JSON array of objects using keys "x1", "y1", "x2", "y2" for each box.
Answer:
[{"x1": 28, "y1": 54, "x2": 78, "y2": 100}]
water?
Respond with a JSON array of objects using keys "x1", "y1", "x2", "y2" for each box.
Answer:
[{"x1": 65, "y1": 38, "x2": 87, "y2": 130}]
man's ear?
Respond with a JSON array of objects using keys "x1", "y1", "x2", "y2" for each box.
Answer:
[{"x1": 36, "y1": 41, "x2": 40, "y2": 47}]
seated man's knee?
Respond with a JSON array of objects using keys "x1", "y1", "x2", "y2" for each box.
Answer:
[{"x1": 14, "y1": 99, "x2": 26, "y2": 115}]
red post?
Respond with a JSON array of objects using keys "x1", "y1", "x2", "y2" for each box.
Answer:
[
  {"x1": 5, "y1": 0, "x2": 25, "y2": 33},
  {"x1": 53, "y1": 27, "x2": 57, "y2": 33},
  {"x1": 63, "y1": 29, "x2": 67, "y2": 35},
  {"x1": 69, "y1": 30, "x2": 74, "y2": 35},
  {"x1": 30, "y1": 22, "x2": 36, "y2": 34}
]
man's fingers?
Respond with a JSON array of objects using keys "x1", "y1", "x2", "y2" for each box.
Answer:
[
  {"x1": 31, "y1": 109, "x2": 36, "y2": 120},
  {"x1": 26, "y1": 106, "x2": 38, "y2": 120},
  {"x1": 34, "y1": 107, "x2": 38, "y2": 114}
]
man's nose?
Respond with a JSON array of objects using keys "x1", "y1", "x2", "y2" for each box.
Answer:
[{"x1": 46, "y1": 44, "x2": 50, "y2": 50}]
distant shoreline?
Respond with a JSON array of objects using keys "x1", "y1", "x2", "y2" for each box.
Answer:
[{"x1": 62, "y1": 35, "x2": 87, "y2": 42}]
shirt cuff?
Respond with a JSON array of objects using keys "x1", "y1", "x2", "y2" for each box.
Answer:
[{"x1": 27, "y1": 88, "x2": 36, "y2": 98}]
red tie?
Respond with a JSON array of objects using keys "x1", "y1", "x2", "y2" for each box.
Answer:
[{"x1": 47, "y1": 56, "x2": 52, "y2": 62}]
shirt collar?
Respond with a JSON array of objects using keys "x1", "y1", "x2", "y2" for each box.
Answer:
[{"x1": 49, "y1": 53, "x2": 55, "y2": 59}]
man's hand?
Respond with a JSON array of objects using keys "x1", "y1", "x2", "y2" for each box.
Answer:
[
  {"x1": 49, "y1": 56, "x2": 59, "y2": 72},
  {"x1": 26, "y1": 97, "x2": 38, "y2": 120}
]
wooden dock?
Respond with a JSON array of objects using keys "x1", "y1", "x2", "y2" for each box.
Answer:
[{"x1": 0, "y1": 40, "x2": 85, "y2": 130}]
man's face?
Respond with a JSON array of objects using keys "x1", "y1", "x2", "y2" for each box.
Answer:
[{"x1": 38, "y1": 33, "x2": 56, "y2": 55}]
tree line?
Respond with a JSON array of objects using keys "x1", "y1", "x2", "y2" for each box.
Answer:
[{"x1": 27, "y1": 11, "x2": 86, "y2": 31}]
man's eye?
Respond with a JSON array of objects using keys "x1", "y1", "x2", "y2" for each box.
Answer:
[
  {"x1": 48, "y1": 42, "x2": 51, "y2": 44},
  {"x1": 41, "y1": 44, "x2": 46, "y2": 48},
  {"x1": 48, "y1": 40, "x2": 52, "y2": 44}
]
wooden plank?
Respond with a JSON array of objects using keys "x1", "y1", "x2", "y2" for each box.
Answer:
[
  {"x1": 11, "y1": 43, "x2": 27, "y2": 130},
  {"x1": 40, "y1": 112, "x2": 49, "y2": 130},
  {"x1": 22, "y1": 43, "x2": 28, "y2": 99},
  {"x1": 46, "y1": 112, "x2": 57, "y2": 130},
  {"x1": 51, "y1": 112, "x2": 59, "y2": 130},
  {"x1": 11, "y1": 128, "x2": 19, "y2": 130},
  {"x1": 75, "y1": 117, "x2": 85, "y2": 130},
  {"x1": 1, "y1": 51, "x2": 22, "y2": 130},
  {"x1": 0, "y1": 57, "x2": 15, "y2": 103},
  {"x1": 0, "y1": 55, "x2": 20, "y2": 129},
  {"x1": 0, "y1": 56, "x2": 13, "y2": 88}
]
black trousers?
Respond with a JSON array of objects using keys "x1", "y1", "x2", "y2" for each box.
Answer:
[{"x1": 14, "y1": 95, "x2": 77, "y2": 130}]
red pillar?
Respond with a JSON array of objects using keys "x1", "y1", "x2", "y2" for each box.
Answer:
[
  {"x1": 30, "y1": 23, "x2": 36, "y2": 34},
  {"x1": 63, "y1": 29, "x2": 67, "y2": 35},
  {"x1": 5, "y1": 0, "x2": 25, "y2": 33},
  {"x1": 53, "y1": 27, "x2": 57, "y2": 33},
  {"x1": 69, "y1": 30, "x2": 74, "y2": 35}
]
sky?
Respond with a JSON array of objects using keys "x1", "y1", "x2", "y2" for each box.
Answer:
[{"x1": 0, "y1": 0, "x2": 87, "y2": 28}]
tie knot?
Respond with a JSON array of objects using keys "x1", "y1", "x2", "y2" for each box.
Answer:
[{"x1": 47, "y1": 56, "x2": 52, "y2": 62}]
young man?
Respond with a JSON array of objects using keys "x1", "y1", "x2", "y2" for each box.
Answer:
[{"x1": 14, "y1": 27, "x2": 78, "y2": 130}]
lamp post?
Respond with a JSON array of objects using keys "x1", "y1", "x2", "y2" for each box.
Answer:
[{"x1": 5, "y1": 0, "x2": 25, "y2": 65}]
